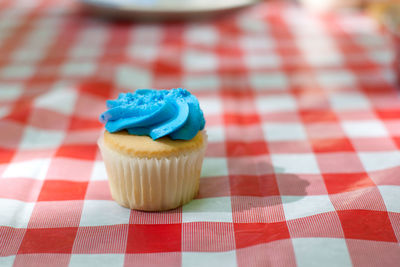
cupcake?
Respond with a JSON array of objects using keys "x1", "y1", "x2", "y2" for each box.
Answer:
[{"x1": 98, "y1": 88, "x2": 207, "y2": 211}]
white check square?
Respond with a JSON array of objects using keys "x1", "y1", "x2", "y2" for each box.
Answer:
[
  {"x1": 0, "y1": 199, "x2": 34, "y2": 228},
  {"x1": 61, "y1": 62, "x2": 96, "y2": 77},
  {"x1": 70, "y1": 46, "x2": 102, "y2": 58},
  {"x1": 182, "y1": 251, "x2": 237, "y2": 267},
  {"x1": 237, "y1": 15, "x2": 268, "y2": 33},
  {"x1": 197, "y1": 97, "x2": 222, "y2": 116},
  {"x1": 297, "y1": 37, "x2": 344, "y2": 67},
  {"x1": 206, "y1": 126, "x2": 225, "y2": 142},
  {"x1": 369, "y1": 50, "x2": 392, "y2": 65},
  {"x1": 305, "y1": 52, "x2": 344, "y2": 67},
  {"x1": 316, "y1": 70, "x2": 356, "y2": 88},
  {"x1": 91, "y1": 161, "x2": 108, "y2": 181},
  {"x1": 250, "y1": 72, "x2": 288, "y2": 91},
  {"x1": 0, "y1": 106, "x2": 9, "y2": 118},
  {"x1": 256, "y1": 95, "x2": 297, "y2": 113},
  {"x1": 0, "y1": 256, "x2": 15, "y2": 266},
  {"x1": 292, "y1": 238, "x2": 352, "y2": 267},
  {"x1": 378, "y1": 185, "x2": 400, "y2": 213},
  {"x1": 358, "y1": 151, "x2": 400, "y2": 172},
  {"x1": 19, "y1": 126, "x2": 64, "y2": 149},
  {"x1": 131, "y1": 25, "x2": 162, "y2": 43},
  {"x1": 329, "y1": 92, "x2": 370, "y2": 111},
  {"x1": 201, "y1": 157, "x2": 229, "y2": 178},
  {"x1": 182, "y1": 197, "x2": 232, "y2": 223},
  {"x1": 0, "y1": 83, "x2": 23, "y2": 101},
  {"x1": 12, "y1": 48, "x2": 45, "y2": 62},
  {"x1": 342, "y1": 120, "x2": 387, "y2": 138},
  {"x1": 79, "y1": 200, "x2": 131, "y2": 226},
  {"x1": 1, "y1": 64, "x2": 34, "y2": 79},
  {"x1": 116, "y1": 65, "x2": 153, "y2": 89},
  {"x1": 34, "y1": 87, "x2": 77, "y2": 115},
  {"x1": 2, "y1": 158, "x2": 51, "y2": 180},
  {"x1": 282, "y1": 195, "x2": 335, "y2": 220},
  {"x1": 78, "y1": 28, "x2": 108, "y2": 44},
  {"x1": 263, "y1": 122, "x2": 306, "y2": 141},
  {"x1": 127, "y1": 44, "x2": 158, "y2": 62},
  {"x1": 271, "y1": 154, "x2": 320, "y2": 174},
  {"x1": 245, "y1": 53, "x2": 281, "y2": 69},
  {"x1": 69, "y1": 254, "x2": 124, "y2": 267},
  {"x1": 183, "y1": 49, "x2": 218, "y2": 72},
  {"x1": 240, "y1": 36, "x2": 274, "y2": 50},
  {"x1": 182, "y1": 74, "x2": 220, "y2": 91},
  {"x1": 185, "y1": 25, "x2": 218, "y2": 45}
]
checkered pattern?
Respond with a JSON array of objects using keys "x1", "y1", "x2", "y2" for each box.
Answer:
[{"x1": 0, "y1": 0, "x2": 399, "y2": 266}]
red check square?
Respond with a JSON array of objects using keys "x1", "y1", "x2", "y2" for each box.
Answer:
[
  {"x1": 85, "y1": 181, "x2": 112, "y2": 200},
  {"x1": 234, "y1": 222, "x2": 290, "y2": 249},
  {"x1": 0, "y1": 121, "x2": 25, "y2": 149},
  {"x1": 130, "y1": 208, "x2": 182, "y2": 225},
  {"x1": 0, "y1": 227, "x2": 26, "y2": 256},
  {"x1": 305, "y1": 123, "x2": 345, "y2": 139},
  {"x1": 375, "y1": 109, "x2": 400, "y2": 120},
  {"x1": 68, "y1": 116, "x2": 102, "y2": 130},
  {"x1": 316, "y1": 153, "x2": 365, "y2": 173},
  {"x1": 28, "y1": 200, "x2": 83, "y2": 228},
  {"x1": 154, "y1": 60, "x2": 182, "y2": 76},
  {"x1": 351, "y1": 138, "x2": 397, "y2": 151},
  {"x1": 323, "y1": 173, "x2": 375, "y2": 194},
  {"x1": 126, "y1": 224, "x2": 181, "y2": 253},
  {"x1": 38, "y1": 180, "x2": 88, "y2": 201},
  {"x1": 392, "y1": 137, "x2": 400, "y2": 149},
  {"x1": 230, "y1": 174, "x2": 279, "y2": 197},
  {"x1": 226, "y1": 141, "x2": 268, "y2": 156},
  {"x1": 6, "y1": 102, "x2": 32, "y2": 124},
  {"x1": 78, "y1": 81, "x2": 113, "y2": 99},
  {"x1": 225, "y1": 125, "x2": 265, "y2": 142},
  {"x1": 231, "y1": 196, "x2": 286, "y2": 223},
  {"x1": 268, "y1": 140, "x2": 313, "y2": 153},
  {"x1": 198, "y1": 176, "x2": 231, "y2": 199},
  {"x1": 330, "y1": 187, "x2": 387, "y2": 211},
  {"x1": 388, "y1": 212, "x2": 400, "y2": 242},
  {"x1": 299, "y1": 110, "x2": 338, "y2": 123},
  {"x1": 346, "y1": 239, "x2": 400, "y2": 267},
  {"x1": 287, "y1": 212, "x2": 344, "y2": 238},
  {"x1": 182, "y1": 222, "x2": 235, "y2": 252},
  {"x1": 29, "y1": 108, "x2": 69, "y2": 130},
  {"x1": 73, "y1": 225, "x2": 128, "y2": 253},
  {"x1": 0, "y1": 178, "x2": 42, "y2": 202},
  {"x1": 55, "y1": 144, "x2": 98, "y2": 160},
  {"x1": 276, "y1": 174, "x2": 326, "y2": 195},
  {"x1": 46, "y1": 158, "x2": 93, "y2": 181},
  {"x1": 18, "y1": 227, "x2": 78, "y2": 254},
  {"x1": 0, "y1": 148, "x2": 14, "y2": 164},
  {"x1": 236, "y1": 239, "x2": 296, "y2": 267},
  {"x1": 337, "y1": 210, "x2": 397, "y2": 242},
  {"x1": 224, "y1": 113, "x2": 260, "y2": 125},
  {"x1": 205, "y1": 142, "x2": 226, "y2": 157},
  {"x1": 311, "y1": 138, "x2": 354, "y2": 153},
  {"x1": 368, "y1": 167, "x2": 400, "y2": 186},
  {"x1": 13, "y1": 254, "x2": 71, "y2": 267}
]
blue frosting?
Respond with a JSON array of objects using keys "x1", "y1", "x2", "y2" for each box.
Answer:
[{"x1": 99, "y1": 88, "x2": 205, "y2": 140}]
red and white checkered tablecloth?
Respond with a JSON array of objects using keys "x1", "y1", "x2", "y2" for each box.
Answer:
[{"x1": 1, "y1": 0, "x2": 400, "y2": 266}]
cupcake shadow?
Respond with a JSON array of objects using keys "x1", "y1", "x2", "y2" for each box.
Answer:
[{"x1": 193, "y1": 160, "x2": 310, "y2": 212}]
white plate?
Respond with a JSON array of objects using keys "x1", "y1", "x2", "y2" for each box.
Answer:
[{"x1": 79, "y1": 0, "x2": 259, "y2": 20}]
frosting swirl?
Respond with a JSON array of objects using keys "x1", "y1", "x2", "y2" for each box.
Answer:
[{"x1": 99, "y1": 88, "x2": 205, "y2": 140}]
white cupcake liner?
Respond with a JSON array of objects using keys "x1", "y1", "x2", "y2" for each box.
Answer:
[{"x1": 97, "y1": 133, "x2": 207, "y2": 211}]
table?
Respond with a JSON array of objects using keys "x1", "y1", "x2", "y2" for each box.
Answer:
[{"x1": 0, "y1": 0, "x2": 399, "y2": 266}]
